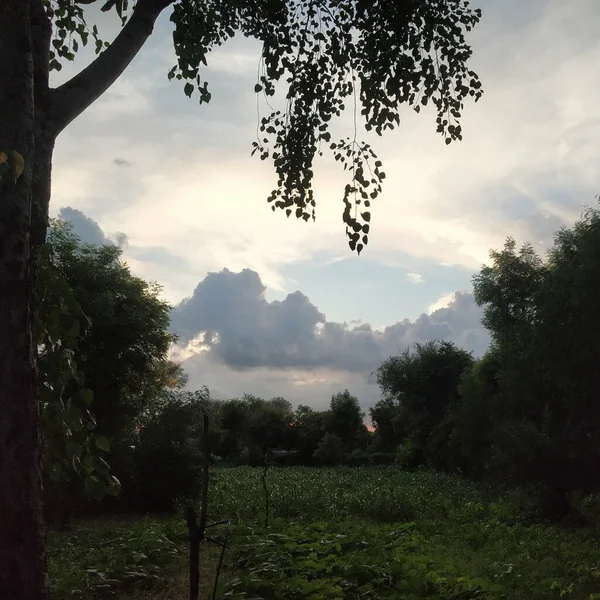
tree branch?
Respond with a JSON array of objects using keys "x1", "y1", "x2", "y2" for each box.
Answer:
[{"x1": 50, "y1": 0, "x2": 174, "y2": 134}]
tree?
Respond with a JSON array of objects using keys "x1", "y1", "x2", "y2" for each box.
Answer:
[
  {"x1": 126, "y1": 388, "x2": 213, "y2": 512},
  {"x1": 369, "y1": 396, "x2": 398, "y2": 452},
  {"x1": 246, "y1": 396, "x2": 294, "y2": 456},
  {"x1": 472, "y1": 206, "x2": 600, "y2": 516},
  {"x1": 325, "y1": 389, "x2": 367, "y2": 451},
  {"x1": 38, "y1": 221, "x2": 181, "y2": 526},
  {"x1": 373, "y1": 341, "x2": 474, "y2": 468},
  {"x1": 0, "y1": 1, "x2": 483, "y2": 595},
  {"x1": 217, "y1": 394, "x2": 294, "y2": 462},
  {"x1": 37, "y1": 223, "x2": 120, "y2": 527},
  {"x1": 44, "y1": 222, "x2": 177, "y2": 444},
  {"x1": 292, "y1": 404, "x2": 326, "y2": 464},
  {"x1": 446, "y1": 350, "x2": 501, "y2": 476}
]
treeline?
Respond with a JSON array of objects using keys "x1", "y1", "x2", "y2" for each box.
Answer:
[
  {"x1": 370, "y1": 206, "x2": 600, "y2": 518},
  {"x1": 41, "y1": 205, "x2": 600, "y2": 522}
]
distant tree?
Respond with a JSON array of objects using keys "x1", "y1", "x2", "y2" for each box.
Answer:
[
  {"x1": 325, "y1": 390, "x2": 367, "y2": 451},
  {"x1": 246, "y1": 396, "x2": 294, "y2": 455},
  {"x1": 292, "y1": 405, "x2": 326, "y2": 464},
  {"x1": 217, "y1": 398, "x2": 251, "y2": 460},
  {"x1": 217, "y1": 394, "x2": 294, "y2": 462},
  {"x1": 369, "y1": 397, "x2": 400, "y2": 453},
  {"x1": 373, "y1": 341, "x2": 474, "y2": 468},
  {"x1": 313, "y1": 433, "x2": 345, "y2": 466}
]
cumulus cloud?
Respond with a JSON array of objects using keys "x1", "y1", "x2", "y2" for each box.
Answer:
[
  {"x1": 170, "y1": 268, "x2": 490, "y2": 376},
  {"x1": 57, "y1": 206, "x2": 129, "y2": 247},
  {"x1": 406, "y1": 272, "x2": 424, "y2": 284},
  {"x1": 428, "y1": 292, "x2": 458, "y2": 314},
  {"x1": 58, "y1": 206, "x2": 110, "y2": 246}
]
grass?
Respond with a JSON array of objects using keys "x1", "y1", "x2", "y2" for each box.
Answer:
[{"x1": 48, "y1": 467, "x2": 600, "y2": 600}]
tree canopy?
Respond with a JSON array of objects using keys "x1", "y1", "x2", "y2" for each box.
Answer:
[
  {"x1": 43, "y1": 222, "x2": 178, "y2": 442},
  {"x1": 371, "y1": 341, "x2": 474, "y2": 467}
]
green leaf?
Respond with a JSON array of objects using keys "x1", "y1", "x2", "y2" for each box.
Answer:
[
  {"x1": 79, "y1": 388, "x2": 94, "y2": 406},
  {"x1": 95, "y1": 436, "x2": 111, "y2": 452},
  {"x1": 66, "y1": 440, "x2": 83, "y2": 459}
]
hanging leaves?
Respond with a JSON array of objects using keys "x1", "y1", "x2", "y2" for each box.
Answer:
[
  {"x1": 44, "y1": 0, "x2": 111, "y2": 71},
  {"x1": 167, "y1": 0, "x2": 482, "y2": 253},
  {"x1": 48, "y1": 0, "x2": 483, "y2": 252}
]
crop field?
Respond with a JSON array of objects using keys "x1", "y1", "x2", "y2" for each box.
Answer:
[{"x1": 48, "y1": 467, "x2": 600, "y2": 600}]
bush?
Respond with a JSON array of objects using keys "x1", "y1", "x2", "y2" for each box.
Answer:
[
  {"x1": 369, "y1": 452, "x2": 395, "y2": 466},
  {"x1": 124, "y1": 396, "x2": 208, "y2": 511},
  {"x1": 313, "y1": 433, "x2": 345, "y2": 466},
  {"x1": 346, "y1": 449, "x2": 370, "y2": 466}
]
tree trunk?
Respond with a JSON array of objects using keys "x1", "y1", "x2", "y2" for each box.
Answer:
[
  {"x1": 0, "y1": 0, "x2": 172, "y2": 597},
  {"x1": 0, "y1": 1, "x2": 48, "y2": 598}
]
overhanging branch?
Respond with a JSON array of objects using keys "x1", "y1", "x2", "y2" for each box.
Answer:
[{"x1": 50, "y1": 0, "x2": 174, "y2": 133}]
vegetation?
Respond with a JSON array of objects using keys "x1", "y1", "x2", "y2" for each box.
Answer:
[
  {"x1": 1, "y1": 2, "x2": 483, "y2": 594},
  {"x1": 48, "y1": 468, "x2": 600, "y2": 600},
  {"x1": 39, "y1": 222, "x2": 182, "y2": 526},
  {"x1": 8, "y1": 154, "x2": 600, "y2": 600}
]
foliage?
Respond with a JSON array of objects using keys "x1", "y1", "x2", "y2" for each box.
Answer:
[
  {"x1": 208, "y1": 467, "x2": 485, "y2": 524},
  {"x1": 217, "y1": 468, "x2": 600, "y2": 600},
  {"x1": 45, "y1": 0, "x2": 483, "y2": 253},
  {"x1": 216, "y1": 394, "x2": 295, "y2": 463},
  {"x1": 471, "y1": 206, "x2": 600, "y2": 510},
  {"x1": 325, "y1": 389, "x2": 368, "y2": 451},
  {"x1": 447, "y1": 351, "x2": 501, "y2": 477},
  {"x1": 46, "y1": 517, "x2": 186, "y2": 599},
  {"x1": 38, "y1": 223, "x2": 120, "y2": 502},
  {"x1": 124, "y1": 388, "x2": 213, "y2": 512},
  {"x1": 372, "y1": 341, "x2": 474, "y2": 468},
  {"x1": 290, "y1": 404, "x2": 326, "y2": 464},
  {"x1": 313, "y1": 433, "x2": 345, "y2": 466},
  {"x1": 48, "y1": 468, "x2": 600, "y2": 600},
  {"x1": 46, "y1": 221, "x2": 177, "y2": 445}
]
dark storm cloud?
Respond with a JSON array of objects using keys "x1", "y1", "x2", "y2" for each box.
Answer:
[{"x1": 170, "y1": 269, "x2": 491, "y2": 374}]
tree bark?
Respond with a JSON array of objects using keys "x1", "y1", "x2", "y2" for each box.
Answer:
[
  {"x1": 30, "y1": 0, "x2": 55, "y2": 254},
  {"x1": 0, "y1": 0, "x2": 174, "y2": 597},
  {"x1": 0, "y1": 1, "x2": 48, "y2": 599}
]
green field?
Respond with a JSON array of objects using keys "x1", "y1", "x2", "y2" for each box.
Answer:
[{"x1": 48, "y1": 467, "x2": 600, "y2": 600}]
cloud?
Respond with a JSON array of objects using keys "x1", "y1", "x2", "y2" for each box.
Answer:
[
  {"x1": 58, "y1": 206, "x2": 129, "y2": 248},
  {"x1": 406, "y1": 272, "x2": 424, "y2": 284},
  {"x1": 429, "y1": 292, "x2": 457, "y2": 314},
  {"x1": 113, "y1": 158, "x2": 132, "y2": 168},
  {"x1": 57, "y1": 207, "x2": 111, "y2": 246},
  {"x1": 171, "y1": 268, "x2": 490, "y2": 377},
  {"x1": 50, "y1": 0, "x2": 600, "y2": 304},
  {"x1": 54, "y1": 209, "x2": 489, "y2": 410}
]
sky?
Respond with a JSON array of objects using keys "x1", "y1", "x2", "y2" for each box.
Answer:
[{"x1": 50, "y1": 0, "x2": 600, "y2": 411}]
